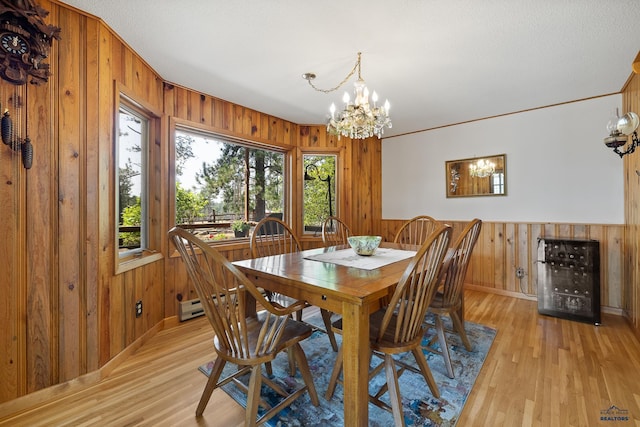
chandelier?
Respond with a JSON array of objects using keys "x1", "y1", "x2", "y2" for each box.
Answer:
[
  {"x1": 469, "y1": 159, "x2": 495, "y2": 178},
  {"x1": 303, "y1": 52, "x2": 391, "y2": 140}
]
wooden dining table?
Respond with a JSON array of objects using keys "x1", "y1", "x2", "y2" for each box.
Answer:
[{"x1": 232, "y1": 241, "x2": 420, "y2": 427}]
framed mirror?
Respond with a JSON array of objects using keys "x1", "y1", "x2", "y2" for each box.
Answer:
[{"x1": 445, "y1": 154, "x2": 506, "y2": 197}]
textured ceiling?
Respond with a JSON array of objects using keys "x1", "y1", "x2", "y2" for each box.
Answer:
[{"x1": 59, "y1": 0, "x2": 640, "y2": 138}]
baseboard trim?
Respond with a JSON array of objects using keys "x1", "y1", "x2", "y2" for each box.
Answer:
[
  {"x1": 465, "y1": 284, "x2": 623, "y2": 316},
  {"x1": 0, "y1": 319, "x2": 167, "y2": 421},
  {"x1": 465, "y1": 284, "x2": 537, "y2": 301}
]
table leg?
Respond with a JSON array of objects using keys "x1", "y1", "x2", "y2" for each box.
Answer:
[
  {"x1": 243, "y1": 285, "x2": 258, "y2": 318},
  {"x1": 341, "y1": 301, "x2": 370, "y2": 427}
]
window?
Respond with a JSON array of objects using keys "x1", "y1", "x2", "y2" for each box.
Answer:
[
  {"x1": 173, "y1": 127, "x2": 286, "y2": 242},
  {"x1": 117, "y1": 103, "x2": 148, "y2": 256},
  {"x1": 491, "y1": 172, "x2": 504, "y2": 194},
  {"x1": 115, "y1": 91, "x2": 162, "y2": 272},
  {"x1": 303, "y1": 154, "x2": 337, "y2": 234}
]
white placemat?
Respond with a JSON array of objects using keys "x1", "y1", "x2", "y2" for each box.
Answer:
[{"x1": 304, "y1": 247, "x2": 416, "y2": 270}]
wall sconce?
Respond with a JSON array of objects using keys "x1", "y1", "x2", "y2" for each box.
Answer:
[{"x1": 604, "y1": 109, "x2": 639, "y2": 158}]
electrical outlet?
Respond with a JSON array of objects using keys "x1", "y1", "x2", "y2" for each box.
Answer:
[
  {"x1": 515, "y1": 267, "x2": 525, "y2": 279},
  {"x1": 135, "y1": 300, "x2": 143, "y2": 318}
]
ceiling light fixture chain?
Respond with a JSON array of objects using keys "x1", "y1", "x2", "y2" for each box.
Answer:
[
  {"x1": 303, "y1": 53, "x2": 361, "y2": 94},
  {"x1": 302, "y1": 52, "x2": 392, "y2": 140}
]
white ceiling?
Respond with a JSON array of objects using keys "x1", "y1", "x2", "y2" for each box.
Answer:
[{"x1": 59, "y1": 0, "x2": 640, "y2": 138}]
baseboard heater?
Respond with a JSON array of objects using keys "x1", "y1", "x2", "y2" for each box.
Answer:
[{"x1": 179, "y1": 298, "x2": 204, "y2": 321}]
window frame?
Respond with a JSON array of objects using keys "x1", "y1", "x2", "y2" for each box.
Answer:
[
  {"x1": 169, "y1": 118, "x2": 292, "y2": 246},
  {"x1": 302, "y1": 153, "x2": 338, "y2": 235},
  {"x1": 298, "y1": 147, "x2": 343, "y2": 238},
  {"x1": 116, "y1": 102, "x2": 148, "y2": 256},
  {"x1": 114, "y1": 87, "x2": 163, "y2": 274}
]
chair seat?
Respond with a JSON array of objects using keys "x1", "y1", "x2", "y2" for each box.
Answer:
[
  {"x1": 331, "y1": 311, "x2": 425, "y2": 355},
  {"x1": 215, "y1": 311, "x2": 313, "y2": 365},
  {"x1": 428, "y1": 291, "x2": 462, "y2": 312}
]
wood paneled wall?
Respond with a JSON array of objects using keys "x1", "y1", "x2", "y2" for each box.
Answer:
[
  {"x1": 623, "y1": 70, "x2": 640, "y2": 337},
  {"x1": 0, "y1": 1, "x2": 171, "y2": 404}
]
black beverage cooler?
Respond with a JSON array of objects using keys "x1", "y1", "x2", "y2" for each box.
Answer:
[{"x1": 537, "y1": 238, "x2": 600, "y2": 325}]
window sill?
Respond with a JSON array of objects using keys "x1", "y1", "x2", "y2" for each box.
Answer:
[
  {"x1": 116, "y1": 251, "x2": 163, "y2": 274},
  {"x1": 168, "y1": 238, "x2": 250, "y2": 259}
]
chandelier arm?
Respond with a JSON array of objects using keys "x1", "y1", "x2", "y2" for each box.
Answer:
[
  {"x1": 613, "y1": 131, "x2": 639, "y2": 158},
  {"x1": 306, "y1": 53, "x2": 361, "y2": 94}
]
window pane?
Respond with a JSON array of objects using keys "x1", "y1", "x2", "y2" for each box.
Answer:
[
  {"x1": 491, "y1": 172, "x2": 504, "y2": 194},
  {"x1": 175, "y1": 128, "x2": 285, "y2": 242},
  {"x1": 303, "y1": 154, "x2": 336, "y2": 234},
  {"x1": 117, "y1": 105, "x2": 147, "y2": 254}
]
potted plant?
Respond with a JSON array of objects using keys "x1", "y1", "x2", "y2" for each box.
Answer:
[{"x1": 232, "y1": 220, "x2": 251, "y2": 238}]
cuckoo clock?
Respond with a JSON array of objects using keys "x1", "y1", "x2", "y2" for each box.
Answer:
[
  {"x1": 0, "y1": 0, "x2": 60, "y2": 85},
  {"x1": 0, "y1": 0, "x2": 60, "y2": 169}
]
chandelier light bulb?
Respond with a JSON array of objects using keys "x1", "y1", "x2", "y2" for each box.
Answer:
[
  {"x1": 329, "y1": 103, "x2": 336, "y2": 119},
  {"x1": 384, "y1": 99, "x2": 390, "y2": 113},
  {"x1": 371, "y1": 91, "x2": 378, "y2": 106},
  {"x1": 342, "y1": 92, "x2": 350, "y2": 104}
]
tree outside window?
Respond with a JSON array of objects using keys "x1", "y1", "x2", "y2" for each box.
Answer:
[
  {"x1": 117, "y1": 104, "x2": 147, "y2": 254},
  {"x1": 174, "y1": 128, "x2": 285, "y2": 241},
  {"x1": 303, "y1": 154, "x2": 337, "y2": 234}
]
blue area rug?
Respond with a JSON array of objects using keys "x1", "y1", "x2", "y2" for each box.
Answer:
[{"x1": 199, "y1": 313, "x2": 496, "y2": 426}]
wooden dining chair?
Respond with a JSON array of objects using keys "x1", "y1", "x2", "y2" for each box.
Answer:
[
  {"x1": 325, "y1": 224, "x2": 452, "y2": 427},
  {"x1": 168, "y1": 227, "x2": 319, "y2": 427},
  {"x1": 251, "y1": 216, "x2": 339, "y2": 352},
  {"x1": 393, "y1": 215, "x2": 442, "y2": 245},
  {"x1": 321, "y1": 216, "x2": 352, "y2": 247},
  {"x1": 424, "y1": 218, "x2": 482, "y2": 378}
]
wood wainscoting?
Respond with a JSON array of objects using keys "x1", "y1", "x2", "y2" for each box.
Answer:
[
  {"x1": 381, "y1": 220, "x2": 624, "y2": 311},
  {"x1": 165, "y1": 220, "x2": 624, "y2": 323}
]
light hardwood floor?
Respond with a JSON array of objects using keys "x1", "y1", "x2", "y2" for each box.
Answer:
[{"x1": 1, "y1": 290, "x2": 639, "y2": 426}]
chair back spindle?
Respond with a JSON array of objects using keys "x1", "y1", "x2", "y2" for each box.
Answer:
[
  {"x1": 440, "y1": 218, "x2": 482, "y2": 308},
  {"x1": 322, "y1": 216, "x2": 352, "y2": 246},
  {"x1": 251, "y1": 217, "x2": 302, "y2": 257},
  {"x1": 393, "y1": 215, "x2": 442, "y2": 245}
]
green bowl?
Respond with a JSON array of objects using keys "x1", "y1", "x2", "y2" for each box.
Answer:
[{"x1": 347, "y1": 235, "x2": 382, "y2": 256}]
